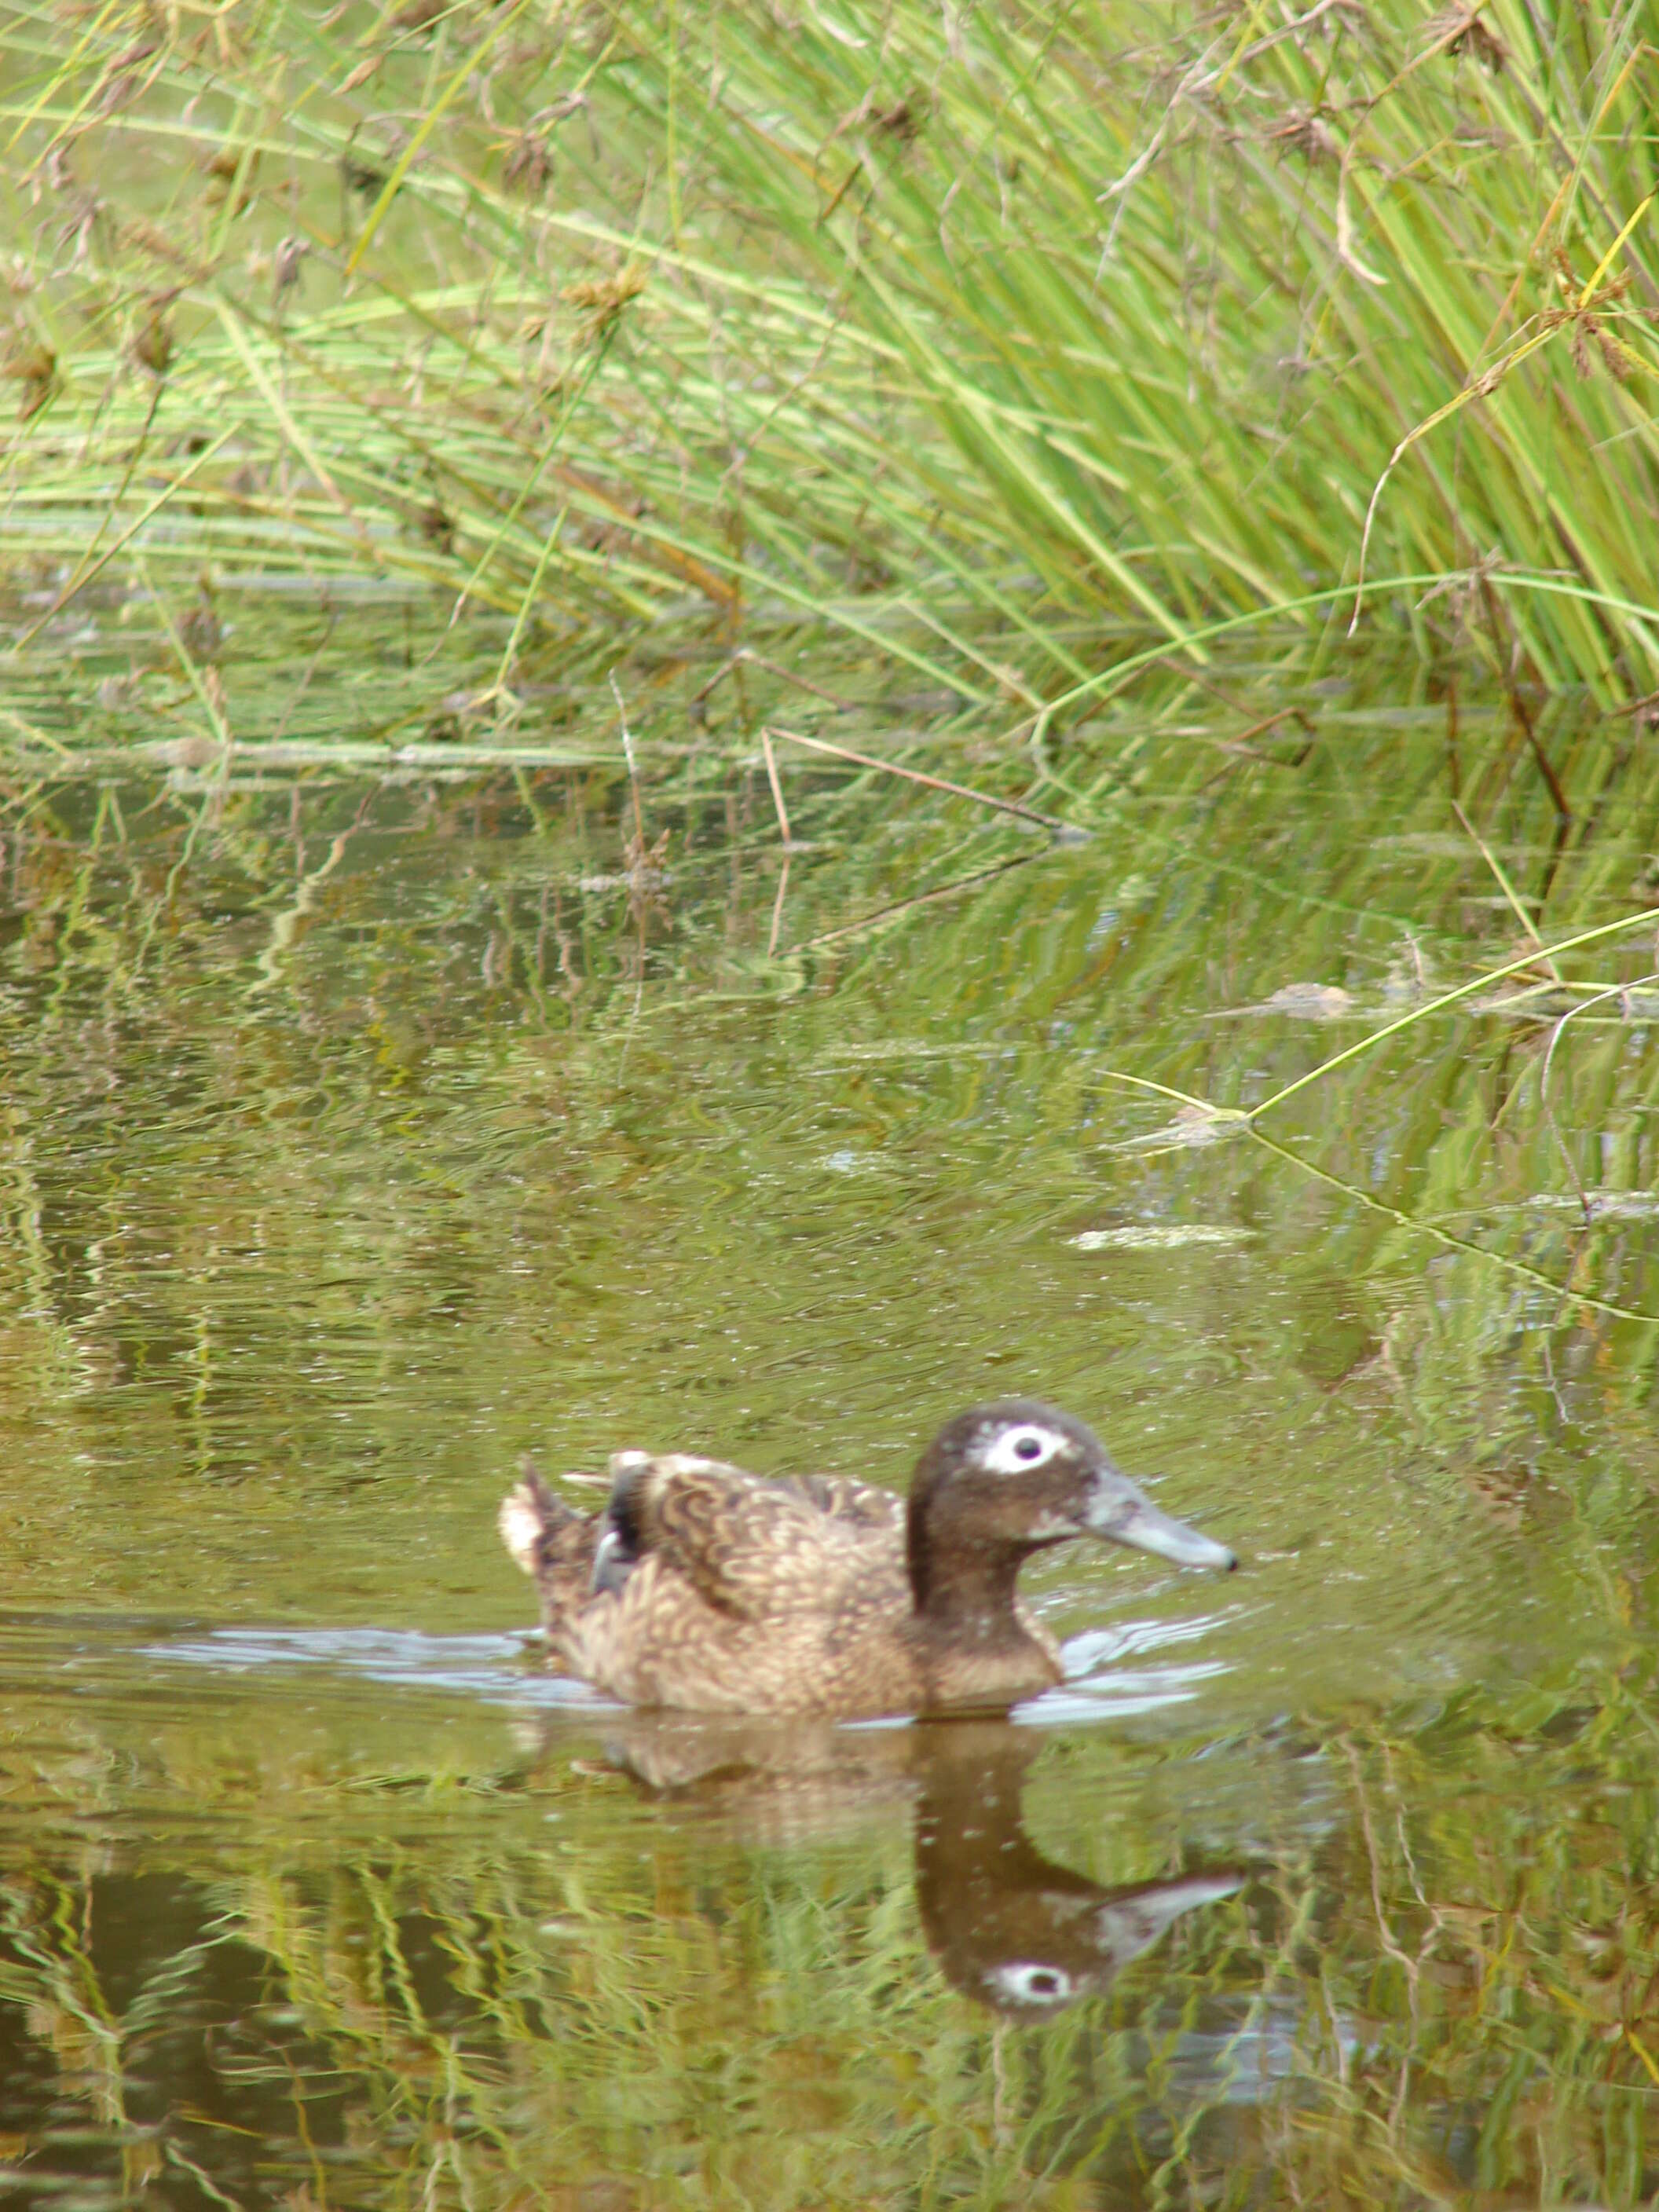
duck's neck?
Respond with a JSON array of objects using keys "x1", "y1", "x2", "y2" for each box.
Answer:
[
  {"x1": 906, "y1": 1499, "x2": 1038, "y2": 1643},
  {"x1": 904, "y1": 1510, "x2": 1061, "y2": 1710}
]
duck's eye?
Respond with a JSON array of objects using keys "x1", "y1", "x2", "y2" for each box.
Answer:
[
  {"x1": 987, "y1": 1961, "x2": 1075, "y2": 2008},
  {"x1": 980, "y1": 1425, "x2": 1064, "y2": 1474}
]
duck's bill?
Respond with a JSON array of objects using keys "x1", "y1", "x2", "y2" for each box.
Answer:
[{"x1": 1084, "y1": 1481, "x2": 1237, "y2": 1571}]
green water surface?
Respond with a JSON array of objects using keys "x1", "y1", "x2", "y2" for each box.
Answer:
[{"x1": 4, "y1": 621, "x2": 1659, "y2": 2209}]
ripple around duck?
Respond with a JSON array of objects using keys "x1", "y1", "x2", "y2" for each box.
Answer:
[
  {"x1": 141, "y1": 1613, "x2": 1233, "y2": 1728},
  {"x1": 1027, "y1": 1614, "x2": 1232, "y2": 1723},
  {"x1": 148, "y1": 1624, "x2": 617, "y2": 1708},
  {"x1": 2, "y1": 1606, "x2": 1232, "y2": 1732}
]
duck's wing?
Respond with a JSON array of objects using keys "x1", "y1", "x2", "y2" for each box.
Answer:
[
  {"x1": 779, "y1": 1470, "x2": 907, "y2": 1529},
  {"x1": 611, "y1": 1453, "x2": 906, "y2": 1624}
]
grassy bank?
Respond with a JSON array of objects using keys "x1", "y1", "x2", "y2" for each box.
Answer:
[{"x1": 2, "y1": 0, "x2": 1658, "y2": 724}]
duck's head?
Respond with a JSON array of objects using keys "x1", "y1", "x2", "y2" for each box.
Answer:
[{"x1": 906, "y1": 1399, "x2": 1236, "y2": 1608}]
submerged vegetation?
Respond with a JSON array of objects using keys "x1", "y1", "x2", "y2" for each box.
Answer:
[
  {"x1": 2, "y1": 0, "x2": 1657, "y2": 727},
  {"x1": 7, "y1": 1641, "x2": 1659, "y2": 2210},
  {"x1": 5, "y1": 3, "x2": 1659, "y2": 2205}
]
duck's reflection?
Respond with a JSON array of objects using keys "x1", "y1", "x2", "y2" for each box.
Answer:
[
  {"x1": 912, "y1": 1726, "x2": 1243, "y2": 2015},
  {"x1": 584, "y1": 1712, "x2": 1244, "y2": 2016}
]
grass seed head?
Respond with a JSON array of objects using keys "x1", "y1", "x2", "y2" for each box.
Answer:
[{"x1": 562, "y1": 268, "x2": 646, "y2": 346}]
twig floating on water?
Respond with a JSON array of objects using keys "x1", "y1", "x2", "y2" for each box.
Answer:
[
  {"x1": 760, "y1": 729, "x2": 795, "y2": 847},
  {"x1": 768, "y1": 726, "x2": 1085, "y2": 837},
  {"x1": 794, "y1": 854, "x2": 1036, "y2": 951}
]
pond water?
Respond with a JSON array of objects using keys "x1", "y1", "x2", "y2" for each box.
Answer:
[{"x1": 3, "y1": 617, "x2": 1659, "y2": 2208}]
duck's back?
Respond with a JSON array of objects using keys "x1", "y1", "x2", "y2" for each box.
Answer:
[
  {"x1": 532, "y1": 1454, "x2": 922, "y2": 1716},
  {"x1": 613, "y1": 1454, "x2": 904, "y2": 1617}
]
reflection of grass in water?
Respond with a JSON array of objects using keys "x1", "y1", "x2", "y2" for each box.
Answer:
[
  {"x1": 2, "y1": 669, "x2": 1659, "y2": 2199},
  {"x1": 7, "y1": 1678, "x2": 1659, "y2": 2207},
  {"x1": 1, "y1": 712, "x2": 1659, "y2": 1631}
]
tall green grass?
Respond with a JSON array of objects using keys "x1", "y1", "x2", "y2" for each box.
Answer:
[
  {"x1": 621, "y1": 0, "x2": 1659, "y2": 702},
  {"x1": 2, "y1": 0, "x2": 1657, "y2": 718}
]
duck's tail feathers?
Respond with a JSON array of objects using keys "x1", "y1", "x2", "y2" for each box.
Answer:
[{"x1": 499, "y1": 1459, "x2": 578, "y2": 1577}]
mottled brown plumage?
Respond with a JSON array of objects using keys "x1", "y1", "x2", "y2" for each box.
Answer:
[{"x1": 498, "y1": 1399, "x2": 1236, "y2": 1719}]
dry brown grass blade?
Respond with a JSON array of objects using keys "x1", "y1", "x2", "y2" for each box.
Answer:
[{"x1": 768, "y1": 727, "x2": 1079, "y2": 834}]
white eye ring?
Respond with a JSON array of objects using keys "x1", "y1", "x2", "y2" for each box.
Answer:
[
  {"x1": 987, "y1": 1961, "x2": 1075, "y2": 2007},
  {"x1": 980, "y1": 1424, "x2": 1064, "y2": 1474}
]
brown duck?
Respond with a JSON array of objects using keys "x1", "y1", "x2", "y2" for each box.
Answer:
[{"x1": 498, "y1": 1398, "x2": 1236, "y2": 1720}]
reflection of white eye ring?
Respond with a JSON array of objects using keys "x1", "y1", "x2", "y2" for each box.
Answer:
[
  {"x1": 986, "y1": 1960, "x2": 1075, "y2": 2007},
  {"x1": 981, "y1": 1424, "x2": 1064, "y2": 1475}
]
